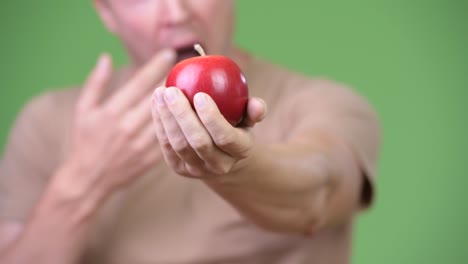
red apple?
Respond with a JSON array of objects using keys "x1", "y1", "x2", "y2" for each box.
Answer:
[{"x1": 165, "y1": 44, "x2": 249, "y2": 126}]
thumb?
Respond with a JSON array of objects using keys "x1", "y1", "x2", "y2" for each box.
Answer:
[{"x1": 241, "y1": 97, "x2": 267, "y2": 128}]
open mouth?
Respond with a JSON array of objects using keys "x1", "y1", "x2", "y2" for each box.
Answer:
[{"x1": 175, "y1": 43, "x2": 202, "y2": 63}]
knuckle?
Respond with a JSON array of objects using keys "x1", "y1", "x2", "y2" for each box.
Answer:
[
  {"x1": 172, "y1": 106, "x2": 190, "y2": 120},
  {"x1": 191, "y1": 136, "x2": 211, "y2": 153},
  {"x1": 221, "y1": 163, "x2": 232, "y2": 175},
  {"x1": 186, "y1": 164, "x2": 205, "y2": 178},
  {"x1": 215, "y1": 133, "x2": 235, "y2": 149},
  {"x1": 163, "y1": 155, "x2": 178, "y2": 168},
  {"x1": 171, "y1": 137, "x2": 189, "y2": 153},
  {"x1": 174, "y1": 164, "x2": 187, "y2": 176},
  {"x1": 207, "y1": 162, "x2": 230, "y2": 176},
  {"x1": 237, "y1": 148, "x2": 251, "y2": 159},
  {"x1": 211, "y1": 167, "x2": 225, "y2": 176},
  {"x1": 236, "y1": 135, "x2": 254, "y2": 158},
  {"x1": 160, "y1": 138, "x2": 172, "y2": 150},
  {"x1": 200, "y1": 108, "x2": 216, "y2": 123},
  {"x1": 217, "y1": 163, "x2": 232, "y2": 175}
]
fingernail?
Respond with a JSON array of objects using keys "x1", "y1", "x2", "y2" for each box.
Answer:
[
  {"x1": 194, "y1": 93, "x2": 208, "y2": 108},
  {"x1": 155, "y1": 88, "x2": 165, "y2": 105},
  {"x1": 164, "y1": 88, "x2": 178, "y2": 103}
]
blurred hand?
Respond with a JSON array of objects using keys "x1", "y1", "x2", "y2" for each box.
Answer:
[
  {"x1": 65, "y1": 49, "x2": 175, "y2": 193},
  {"x1": 151, "y1": 86, "x2": 267, "y2": 179}
]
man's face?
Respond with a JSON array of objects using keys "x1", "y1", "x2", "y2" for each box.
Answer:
[{"x1": 95, "y1": 0, "x2": 235, "y2": 66}]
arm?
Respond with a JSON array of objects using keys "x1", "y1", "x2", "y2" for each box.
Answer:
[
  {"x1": 151, "y1": 84, "x2": 380, "y2": 235},
  {"x1": 208, "y1": 85, "x2": 380, "y2": 234},
  {"x1": 0, "y1": 50, "x2": 176, "y2": 263},
  {"x1": 206, "y1": 133, "x2": 362, "y2": 235},
  {"x1": 0, "y1": 163, "x2": 106, "y2": 264}
]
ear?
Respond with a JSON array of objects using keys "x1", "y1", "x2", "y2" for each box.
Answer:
[{"x1": 93, "y1": 0, "x2": 118, "y2": 34}]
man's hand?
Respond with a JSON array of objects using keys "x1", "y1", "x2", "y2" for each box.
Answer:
[
  {"x1": 151, "y1": 86, "x2": 267, "y2": 178},
  {"x1": 64, "y1": 49, "x2": 176, "y2": 195}
]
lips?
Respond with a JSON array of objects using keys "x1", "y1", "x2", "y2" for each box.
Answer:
[
  {"x1": 174, "y1": 40, "x2": 210, "y2": 63},
  {"x1": 174, "y1": 42, "x2": 206, "y2": 63}
]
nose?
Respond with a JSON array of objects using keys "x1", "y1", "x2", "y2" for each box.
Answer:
[{"x1": 163, "y1": 0, "x2": 190, "y2": 26}]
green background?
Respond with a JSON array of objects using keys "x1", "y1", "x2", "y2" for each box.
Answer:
[{"x1": 1, "y1": 1, "x2": 467, "y2": 263}]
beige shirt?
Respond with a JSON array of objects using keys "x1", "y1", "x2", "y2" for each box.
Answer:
[{"x1": 0, "y1": 55, "x2": 380, "y2": 264}]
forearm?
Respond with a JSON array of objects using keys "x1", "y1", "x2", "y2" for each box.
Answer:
[
  {"x1": 206, "y1": 135, "x2": 362, "y2": 235},
  {"x1": 0, "y1": 163, "x2": 108, "y2": 264}
]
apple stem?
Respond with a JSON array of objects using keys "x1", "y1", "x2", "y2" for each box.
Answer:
[{"x1": 194, "y1": 44, "x2": 206, "y2": 56}]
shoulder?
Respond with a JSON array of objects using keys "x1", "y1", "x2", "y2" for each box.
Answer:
[
  {"x1": 0, "y1": 87, "x2": 81, "y2": 221},
  {"x1": 250, "y1": 55, "x2": 378, "y2": 122},
  {"x1": 287, "y1": 77, "x2": 377, "y2": 117},
  {"x1": 16, "y1": 87, "x2": 80, "y2": 129},
  {"x1": 247, "y1": 56, "x2": 329, "y2": 90},
  {"x1": 23, "y1": 87, "x2": 80, "y2": 116},
  {"x1": 4, "y1": 86, "x2": 81, "y2": 159},
  {"x1": 1, "y1": 86, "x2": 81, "y2": 171},
  {"x1": 248, "y1": 56, "x2": 366, "y2": 104}
]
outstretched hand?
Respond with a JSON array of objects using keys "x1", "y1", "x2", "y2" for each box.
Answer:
[{"x1": 151, "y1": 86, "x2": 267, "y2": 178}]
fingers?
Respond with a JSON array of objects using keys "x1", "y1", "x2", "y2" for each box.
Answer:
[
  {"x1": 194, "y1": 92, "x2": 253, "y2": 158},
  {"x1": 151, "y1": 87, "x2": 255, "y2": 177},
  {"x1": 77, "y1": 54, "x2": 112, "y2": 111},
  {"x1": 133, "y1": 122, "x2": 159, "y2": 156},
  {"x1": 242, "y1": 97, "x2": 268, "y2": 127},
  {"x1": 106, "y1": 49, "x2": 176, "y2": 114},
  {"x1": 127, "y1": 123, "x2": 163, "y2": 175},
  {"x1": 153, "y1": 87, "x2": 205, "y2": 168},
  {"x1": 151, "y1": 92, "x2": 184, "y2": 170},
  {"x1": 163, "y1": 87, "x2": 234, "y2": 174},
  {"x1": 119, "y1": 96, "x2": 154, "y2": 138}
]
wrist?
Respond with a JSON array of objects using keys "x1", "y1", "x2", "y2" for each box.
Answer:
[
  {"x1": 45, "y1": 160, "x2": 110, "y2": 223},
  {"x1": 205, "y1": 144, "x2": 262, "y2": 187}
]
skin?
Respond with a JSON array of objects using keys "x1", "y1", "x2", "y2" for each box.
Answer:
[
  {"x1": 0, "y1": 0, "x2": 366, "y2": 263},
  {"x1": 96, "y1": 0, "x2": 237, "y2": 66}
]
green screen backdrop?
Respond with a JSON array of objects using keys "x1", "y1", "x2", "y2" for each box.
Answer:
[{"x1": 1, "y1": 1, "x2": 467, "y2": 263}]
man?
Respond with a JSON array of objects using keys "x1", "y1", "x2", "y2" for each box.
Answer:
[{"x1": 0, "y1": 0, "x2": 380, "y2": 263}]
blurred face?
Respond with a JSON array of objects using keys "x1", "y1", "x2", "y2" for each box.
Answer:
[{"x1": 95, "y1": 0, "x2": 236, "y2": 66}]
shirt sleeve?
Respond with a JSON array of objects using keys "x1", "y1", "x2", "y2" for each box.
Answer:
[
  {"x1": 285, "y1": 80, "x2": 381, "y2": 208},
  {"x1": 0, "y1": 93, "x2": 63, "y2": 222}
]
